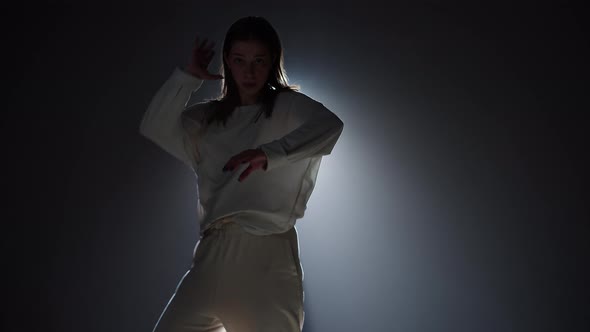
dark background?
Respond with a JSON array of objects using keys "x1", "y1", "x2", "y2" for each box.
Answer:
[{"x1": 5, "y1": 1, "x2": 589, "y2": 331}]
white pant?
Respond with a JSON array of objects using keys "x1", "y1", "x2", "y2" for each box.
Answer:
[{"x1": 152, "y1": 219, "x2": 305, "y2": 332}]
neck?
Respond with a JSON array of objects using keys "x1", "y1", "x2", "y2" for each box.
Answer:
[{"x1": 239, "y1": 89, "x2": 263, "y2": 106}]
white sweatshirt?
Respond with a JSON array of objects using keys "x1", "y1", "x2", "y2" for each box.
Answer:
[{"x1": 139, "y1": 67, "x2": 344, "y2": 236}]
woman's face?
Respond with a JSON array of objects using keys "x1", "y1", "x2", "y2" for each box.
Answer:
[{"x1": 224, "y1": 40, "x2": 273, "y2": 105}]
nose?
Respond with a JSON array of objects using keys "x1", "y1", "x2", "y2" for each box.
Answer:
[{"x1": 246, "y1": 63, "x2": 255, "y2": 74}]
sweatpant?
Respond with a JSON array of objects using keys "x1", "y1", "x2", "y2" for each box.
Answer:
[{"x1": 152, "y1": 219, "x2": 305, "y2": 332}]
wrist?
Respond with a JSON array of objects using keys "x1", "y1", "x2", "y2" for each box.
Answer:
[{"x1": 183, "y1": 66, "x2": 202, "y2": 78}]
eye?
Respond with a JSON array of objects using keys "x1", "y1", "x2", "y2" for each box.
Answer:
[
  {"x1": 233, "y1": 58, "x2": 243, "y2": 64},
  {"x1": 256, "y1": 58, "x2": 265, "y2": 64}
]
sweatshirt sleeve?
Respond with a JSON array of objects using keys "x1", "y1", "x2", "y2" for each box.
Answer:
[
  {"x1": 139, "y1": 66, "x2": 204, "y2": 169},
  {"x1": 256, "y1": 92, "x2": 344, "y2": 171}
]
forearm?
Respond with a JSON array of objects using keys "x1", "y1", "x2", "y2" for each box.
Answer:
[
  {"x1": 258, "y1": 99, "x2": 344, "y2": 171},
  {"x1": 139, "y1": 66, "x2": 204, "y2": 166}
]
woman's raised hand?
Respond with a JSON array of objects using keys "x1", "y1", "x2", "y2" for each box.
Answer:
[{"x1": 185, "y1": 34, "x2": 224, "y2": 80}]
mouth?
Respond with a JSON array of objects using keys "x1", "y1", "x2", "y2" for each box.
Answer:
[{"x1": 243, "y1": 82, "x2": 257, "y2": 88}]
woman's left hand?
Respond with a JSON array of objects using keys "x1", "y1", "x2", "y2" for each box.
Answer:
[{"x1": 223, "y1": 148, "x2": 268, "y2": 182}]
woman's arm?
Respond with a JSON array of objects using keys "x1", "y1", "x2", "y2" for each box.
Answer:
[
  {"x1": 257, "y1": 92, "x2": 344, "y2": 171},
  {"x1": 139, "y1": 67, "x2": 204, "y2": 169}
]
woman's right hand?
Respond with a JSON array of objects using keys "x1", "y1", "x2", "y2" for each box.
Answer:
[{"x1": 185, "y1": 34, "x2": 224, "y2": 80}]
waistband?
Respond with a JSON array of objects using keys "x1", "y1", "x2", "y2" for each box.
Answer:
[
  {"x1": 201, "y1": 215, "x2": 295, "y2": 240},
  {"x1": 202, "y1": 216, "x2": 234, "y2": 237}
]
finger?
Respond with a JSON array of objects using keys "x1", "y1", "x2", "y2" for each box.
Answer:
[
  {"x1": 225, "y1": 152, "x2": 250, "y2": 171},
  {"x1": 199, "y1": 49, "x2": 214, "y2": 62},
  {"x1": 231, "y1": 154, "x2": 249, "y2": 169},
  {"x1": 198, "y1": 38, "x2": 208, "y2": 50},
  {"x1": 194, "y1": 36, "x2": 204, "y2": 50},
  {"x1": 192, "y1": 44, "x2": 202, "y2": 55},
  {"x1": 199, "y1": 42, "x2": 213, "y2": 54},
  {"x1": 204, "y1": 40, "x2": 215, "y2": 51},
  {"x1": 222, "y1": 159, "x2": 232, "y2": 172},
  {"x1": 238, "y1": 164, "x2": 254, "y2": 182},
  {"x1": 223, "y1": 156, "x2": 239, "y2": 172}
]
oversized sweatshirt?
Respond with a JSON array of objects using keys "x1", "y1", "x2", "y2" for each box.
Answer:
[{"x1": 139, "y1": 67, "x2": 344, "y2": 236}]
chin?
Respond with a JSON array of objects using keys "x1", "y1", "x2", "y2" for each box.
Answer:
[{"x1": 242, "y1": 83, "x2": 259, "y2": 90}]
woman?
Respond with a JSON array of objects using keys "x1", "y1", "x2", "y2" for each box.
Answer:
[{"x1": 139, "y1": 16, "x2": 344, "y2": 332}]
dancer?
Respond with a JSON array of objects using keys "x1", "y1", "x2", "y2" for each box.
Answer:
[{"x1": 139, "y1": 16, "x2": 344, "y2": 332}]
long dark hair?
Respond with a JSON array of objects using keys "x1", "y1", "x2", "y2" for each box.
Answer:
[{"x1": 205, "y1": 16, "x2": 300, "y2": 127}]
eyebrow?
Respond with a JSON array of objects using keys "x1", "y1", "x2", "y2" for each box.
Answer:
[{"x1": 231, "y1": 52, "x2": 268, "y2": 57}]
